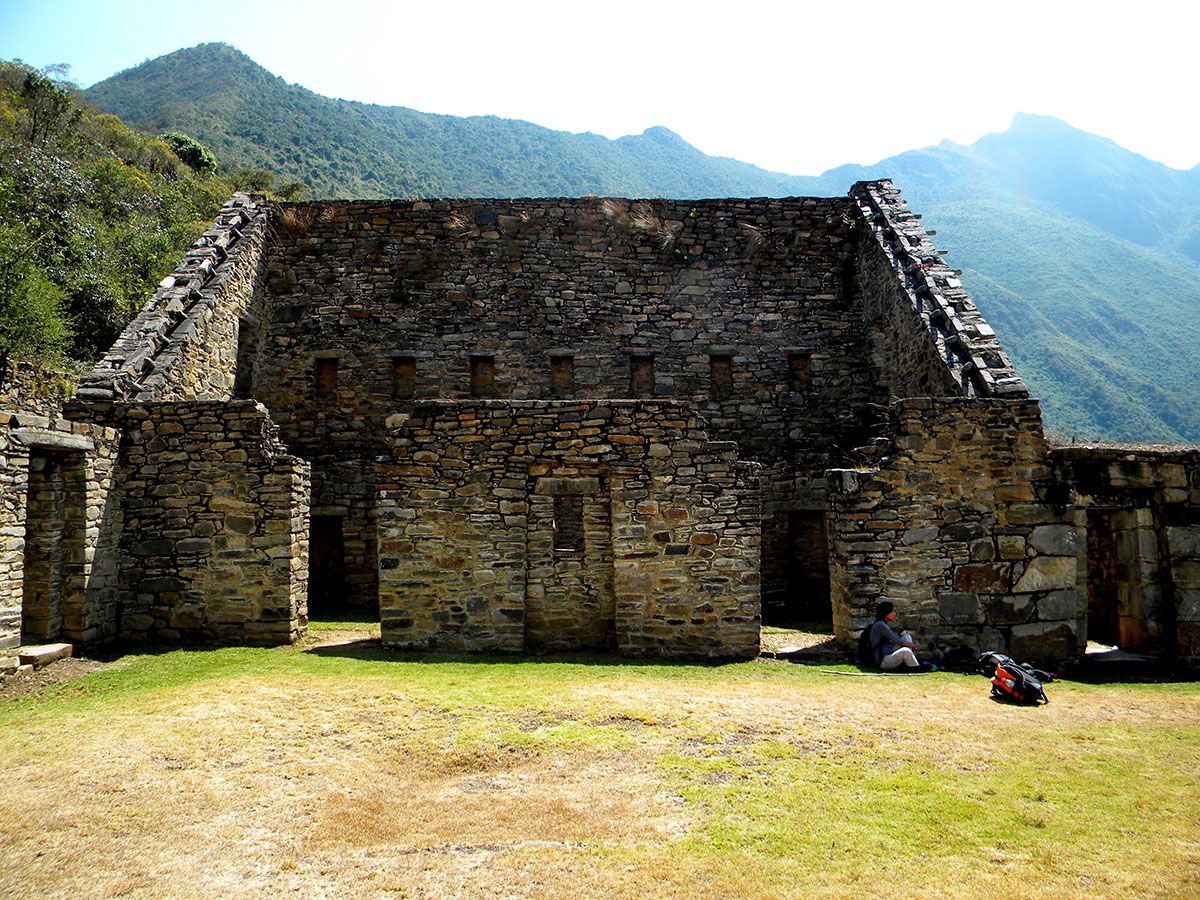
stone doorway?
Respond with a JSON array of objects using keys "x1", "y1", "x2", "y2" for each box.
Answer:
[
  {"x1": 524, "y1": 477, "x2": 615, "y2": 650},
  {"x1": 762, "y1": 509, "x2": 831, "y2": 628},
  {"x1": 308, "y1": 514, "x2": 347, "y2": 616},
  {"x1": 1084, "y1": 506, "x2": 1169, "y2": 653},
  {"x1": 22, "y1": 448, "x2": 87, "y2": 644}
]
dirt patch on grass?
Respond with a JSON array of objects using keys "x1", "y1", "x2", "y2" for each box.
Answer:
[{"x1": 0, "y1": 656, "x2": 104, "y2": 701}]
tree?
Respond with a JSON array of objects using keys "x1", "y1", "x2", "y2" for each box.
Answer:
[
  {"x1": 21, "y1": 70, "x2": 77, "y2": 143},
  {"x1": 159, "y1": 132, "x2": 217, "y2": 176}
]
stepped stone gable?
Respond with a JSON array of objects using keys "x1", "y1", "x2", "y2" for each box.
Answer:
[{"x1": 1, "y1": 183, "x2": 1198, "y2": 665}]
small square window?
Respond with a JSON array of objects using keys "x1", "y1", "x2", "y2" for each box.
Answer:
[
  {"x1": 315, "y1": 358, "x2": 338, "y2": 398},
  {"x1": 630, "y1": 355, "x2": 654, "y2": 398},
  {"x1": 470, "y1": 355, "x2": 495, "y2": 398},
  {"x1": 392, "y1": 356, "x2": 416, "y2": 399},
  {"x1": 550, "y1": 355, "x2": 575, "y2": 397}
]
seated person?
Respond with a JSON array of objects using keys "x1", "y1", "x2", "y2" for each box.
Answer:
[{"x1": 867, "y1": 601, "x2": 936, "y2": 671}]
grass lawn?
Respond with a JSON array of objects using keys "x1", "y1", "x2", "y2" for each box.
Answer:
[{"x1": 1, "y1": 622, "x2": 1197, "y2": 899}]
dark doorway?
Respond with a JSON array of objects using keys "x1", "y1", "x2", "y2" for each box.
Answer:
[
  {"x1": 308, "y1": 514, "x2": 347, "y2": 616},
  {"x1": 784, "y1": 510, "x2": 831, "y2": 626},
  {"x1": 22, "y1": 449, "x2": 86, "y2": 644},
  {"x1": 1086, "y1": 509, "x2": 1120, "y2": 646}
]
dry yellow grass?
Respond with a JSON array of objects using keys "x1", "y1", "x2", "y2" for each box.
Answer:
[{"x1": 0, "y1": 625, "x2": 1197, "y2": 899}]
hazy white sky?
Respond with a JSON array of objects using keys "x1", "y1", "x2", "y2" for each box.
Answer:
[{"x1": 2, "y1": 0, "x2": 1196, "y2": 175}]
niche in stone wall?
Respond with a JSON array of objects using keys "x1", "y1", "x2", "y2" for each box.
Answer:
[
  {"x1": 470, "y1": 355, "x2": 496, "y2": 398},
  {"x1": 550, "y1": 354, "x2": 575, "y2": 398},
  {"x1": 525, "y1": 476, "x2": 615, "y2": 650},
  {"x1": 629, "y1": 354, "x2": 655, "y2": 398},
  {"x1": 22, "y1": 448, "x2": 87, "y2": 644},
  {"x1": 233, "y1": 318, "x2": 258, "y2": 399}
]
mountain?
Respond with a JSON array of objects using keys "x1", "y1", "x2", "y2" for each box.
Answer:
[
  {"x1": 83, "y1": 43, "x2": 817, "y2": 200},
  {"x1": 83, "y1": 45, "x2": 1200, "y2": 444}
]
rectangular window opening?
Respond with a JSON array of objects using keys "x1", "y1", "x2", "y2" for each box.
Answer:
[
  {"x1": 553, "y1": 495, "x2": 585, "y2": 553},
  {"x1": 315, "y1": 357, "x2": 338, "y2": 399},
  {"x1": 470, "y1": 355, "x2": 496, "y2": 398},
  {"x1": 550, "y1": 355, "x2": 575, "y2": 397},
  {"x1": 710, "y1": 354, "x2": 733, "y2": 399},
  {"x1": 392, "y1": 356, "x2": 416, "y2": 399},
  {"x1": 630, "y1": 354, "x2": 654, "y2": 398}
]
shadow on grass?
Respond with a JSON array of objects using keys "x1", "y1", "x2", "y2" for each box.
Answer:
[{"x1": 303, "y1": 638, "x2": 748, "y2": 668}]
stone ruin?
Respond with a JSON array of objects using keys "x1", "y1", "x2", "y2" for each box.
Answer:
[{"x1": 2, "y1": 181, "x2": 1198, "y2": 669}]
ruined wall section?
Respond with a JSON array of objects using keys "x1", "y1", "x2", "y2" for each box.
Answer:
[
  {"x1": 377, "y1": 400, "x2": 759, "y2": 658},
  {"x1": 1055, "y1": 446, "x2": 1200, "y2": 659},
  {"x1": 114, "y1": 401, "x2": 308, "y2": 645},
  {"x1": 258, "y1": 197, "x2": 881, "y2": 611},
  {"x1": 76, "y1": 193, "x2": 269, "y2": 406},
  {"x1": 1, "y1": 361, "x2": 121, "y2": 671},
  {"x1": 850, "y1": 181, "x2": 1027, "y2": 401},
  {"x1": 828, "y1": 398, "x2": 1080, "y2": 664}
]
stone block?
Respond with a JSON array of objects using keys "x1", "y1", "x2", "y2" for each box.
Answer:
[
  {"x1": 1176, "y1": 589, "x2": 1200, "y2": 622},
  {"x1": 954, "y1": 563, "x2": 1010, "y2": 594},
  {"x1": 1177, "y1": 622, "x2": 1200, "y2": 658},
  {"x1": 1167, "y1": 526, "x2": 1200, "y2": 558},
  {"x1": 985, "y1": 593, "x2": 1033, "y2": 625},
  {"x1": 1030, "y1": 524, "x2": 1077, "y2": 556},
  {"x1": 938, "y1": 592, "x2": 981, "y2": 625},
  {"x1": 1013, "y1": 556, "x2": 1076, "y2": 592},
  {"x1": 1009, "y1": 620, "x2": 1079, "y2": 662},
  {"x1": 1037, "y1": 589, "x2": 1081, "y2": 621}
]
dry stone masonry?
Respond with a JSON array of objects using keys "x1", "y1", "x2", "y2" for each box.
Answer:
[{"x1": 2, "y1": 182, "x2": 1198, "y2": 666}]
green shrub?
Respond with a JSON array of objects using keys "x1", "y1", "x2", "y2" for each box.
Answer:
[{"x1": 158, "y1": 131, "x2": 217, "y2": 176}]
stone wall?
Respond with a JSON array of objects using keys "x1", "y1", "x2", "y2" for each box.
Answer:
[
  {"x1": 377, "y1": 400, "x2": 760, "y2": 658},
  {"x1": 257, "y1": 196, "x2": 883, "y2": 615},
  {"x1": 111, "y1": 401, "x2": 309, "y2": 645},
  {"x1": 1055, "y1": 446, "x2": 1200, "y2": 659},
  {"x1": 0, "y1": 360, "x2": 121, "y2": 671},
  {"x1": 828, "y1": 398, "x2": 1081, "y2": 664}
]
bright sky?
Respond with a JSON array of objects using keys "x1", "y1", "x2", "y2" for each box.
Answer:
[{"x1": 1, "y1": 0, "x2": 1196, "y2": 176}]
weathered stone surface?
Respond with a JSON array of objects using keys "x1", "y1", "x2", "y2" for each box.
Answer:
[
  {"x1": 1030, "y1": 524, "x2": 1077, "y2": 556},
  {"x1": 1013, "y1": 556, "x2": 1076, "y2": 593},
  {"x1": 954, "y1": 563, "x2": 1011, "y2": 594},
  {"x1": 1009, "y1": 621, "x2": 1077, "y2": 663}
]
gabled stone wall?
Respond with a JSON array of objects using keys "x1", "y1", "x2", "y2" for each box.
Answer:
[
  {"x1": 377, "y1": 400, "x2": 759, "y2": 658},
  {"x1": 257, "y1": 196, "x2": 884, "y2": 615},
  {"x1": 77, "y1": 194, "x2": 269, "y2": 405}
]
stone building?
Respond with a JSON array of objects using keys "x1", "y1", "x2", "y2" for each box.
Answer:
[{"x1": 2, "y1": 181, "x2": 1198, "y2": 668}]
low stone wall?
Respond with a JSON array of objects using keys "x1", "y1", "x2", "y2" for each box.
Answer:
[
  {"x1": 377, "y1": 400, "x2": 760, "y2": 658},
  {"x1": 113, "y1": 401, "x2": 309, "y2": 645},
  {"x1": 1, "y1": 360, "x2": 121, "y2": 671},
  {"x1": 828, "y1": 397, "x2": 1080, "y2": 664}
]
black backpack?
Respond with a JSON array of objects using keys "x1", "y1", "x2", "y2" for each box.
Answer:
[
  {"x1": 977, "y1": 651, "x2": 1057, "y2": 684},
  {"x1": 857, "y1": 625, "x2": 877, "y2": 667},
  {"x1": 989, "y1": 659, "x2": 1049, "y2": 705}
]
